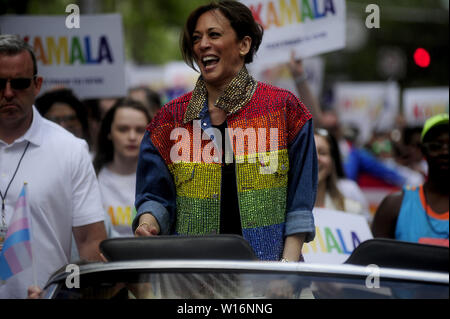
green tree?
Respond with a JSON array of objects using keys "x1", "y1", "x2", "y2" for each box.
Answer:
[{"x1": 2, "y1": 0, "x2": 208, "y2": 64}]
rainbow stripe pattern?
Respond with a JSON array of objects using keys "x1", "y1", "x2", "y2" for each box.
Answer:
[
  {"x1": 148, "y1": 78, "x2": 311, "y2": 260},
  {"x1": 0, "y1": 185, "x2": 33, "y2": 282}
]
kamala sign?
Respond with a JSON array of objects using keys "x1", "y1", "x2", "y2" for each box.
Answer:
[
  {"x1": 302, "y1": 208, "x2": 373, "y2": 264},
  {"x1": 0, "y1": 14, "x2": 126, "y2": 99},
  {"x1": 240, "y1": 0, "x2": 346, "y2": 65}
]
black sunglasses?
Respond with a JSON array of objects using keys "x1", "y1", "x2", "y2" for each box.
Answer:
[{"x1": 0, "y1": 76, "x2": 36, "y2": 90}]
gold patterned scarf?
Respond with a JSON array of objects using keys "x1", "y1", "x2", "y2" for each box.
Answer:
[{"x1": 183, "y1": 66, "x2": 258, "y2": 124}]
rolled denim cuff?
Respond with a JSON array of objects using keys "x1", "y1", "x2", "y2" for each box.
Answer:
[
  {"x1": 285, "y1": 210, "x2": 315, "y2": 243},
  {"x1": 133, "y1": 201, "x2": 170, "y2": 235}
]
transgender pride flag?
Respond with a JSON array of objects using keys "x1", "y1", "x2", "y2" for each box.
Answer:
[{"x1": 0, "y1": 184, "x2": 33, "y2": 282}]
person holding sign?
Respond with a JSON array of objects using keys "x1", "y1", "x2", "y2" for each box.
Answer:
[
  {"x1": 372, "y1": 114, "x2": 449, "y2": 247},
  {"x1": 133, "y1": 0, "x2": 317, "y2": 262},
  {"x1": 0, "y1": 35, "x2": 106, "y2": 298}
]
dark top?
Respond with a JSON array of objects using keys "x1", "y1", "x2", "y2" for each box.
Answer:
[{"x1": 212, "y1": 121, "x2": 242, "y2": 236}]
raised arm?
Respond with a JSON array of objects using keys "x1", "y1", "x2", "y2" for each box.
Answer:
[{"x1": 288, "y1": 50, "x2": 324, "y2": 127}]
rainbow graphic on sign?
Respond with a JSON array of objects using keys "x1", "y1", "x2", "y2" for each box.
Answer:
[
  {"x1": 23, "y1": 35, "x2": 114, "y2": 66},
  {"x1": 247, "y1": 0, "x2": 337, "y2": 30}
]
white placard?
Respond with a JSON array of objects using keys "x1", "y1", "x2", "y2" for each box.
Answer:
[
  {"x1": 0, "y1": 14, "x2": 126, "y2": 99},
  {"x1": 403, "y1": 87, "x2": 449, "y2": 126},
  {"x1": 303, "y1": 208, "x2": 373, "y2": 264},
  {"x1": 240, "y1": 0, "x2": 346, "y2": 66},
  {"x1": 333, "y1": 81, "x2": 400, "y2": 145},
  {"x1": 248, "y1": 56, "x2": 325, "y2": 99}
]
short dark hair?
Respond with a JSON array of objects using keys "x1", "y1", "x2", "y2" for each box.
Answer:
[
  {"x1": 93, "y1": 98, "x2": 151, "y2": 173},
  {"x1": 181, "y1": 0, "x2": 264, "y2": 71},
  {"x1": 35, "y1": 88, "x2": 91, "y2": 145},
  {"x1": 128, "y1": 86, "x2": 162, "y2": 116},
  {"x1": 0, "y1": 34, "x2": 38, "y2": 75},
  {"x1": 402, "y1": 126, "x2": 423, "y2": 146}
]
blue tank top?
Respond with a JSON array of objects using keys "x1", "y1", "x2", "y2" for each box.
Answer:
[{"x1": 395, "y1": 186, "x2": 449, "y2": 247}]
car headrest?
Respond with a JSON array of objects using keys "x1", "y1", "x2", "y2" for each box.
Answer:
[
  {"x1": 100, "y1": 235, "x2": 258, "y2": 262},
  {"x1": 345, "y1": 238, "x2": 449, "y2": 272}
]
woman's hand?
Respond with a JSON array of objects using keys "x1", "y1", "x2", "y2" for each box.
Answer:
[
  {"x1": 27, "y1": 285, "x2": 43, "y2": 299},
  {"x1": 134, "y1": 213, "x2": 160, "y2": 237},
  {"x1": 288, "y1": 50, "x2": 305, "y2": 78}
]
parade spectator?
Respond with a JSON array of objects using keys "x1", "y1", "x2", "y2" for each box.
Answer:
[
  {"x1": 0, "y1": 35, "x2": 106, "y2": 298},
  {"x1": 288, "y1": 52, "x2": 370, "y2": 221},
  {"x1": 372, "y1": 114, "x2": 449, "y2": 247},
  {"x1": 365, "y1": 130, "x2": 424, "y2": 187},
  {"x1": 287, "y1": 51, "x2": 408, "y2": 192},
  {"x1": 400, "y1": 126, "x2": 428, "y2": 177},
  {"x1": 93, "y1": 98, "x2": 151, "y2": 236},
  {"x1": 35, "y1": 88, "x2": 92, "y2": 148},
  {"x1": 133, "y1": 0, "x2": 317, "y2": 262},
  {"x1": 314, "y1": 128, "x2": 366, "y2": 218},
  {"x1": 128, "y1": 86, "x2": 162, "y2": 119}
]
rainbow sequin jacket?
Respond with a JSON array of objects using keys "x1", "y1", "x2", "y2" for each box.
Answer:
[{"x1": 133, "y1": 68, "x2": 317, "y2": 260}]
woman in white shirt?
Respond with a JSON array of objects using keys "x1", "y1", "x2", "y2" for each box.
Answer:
[
  {"x1": 314, "y1": 128, "x2": 368, "y2": 219},
  {"x1": 93, "y1": 99, "x2": 152, "y2": 236}
]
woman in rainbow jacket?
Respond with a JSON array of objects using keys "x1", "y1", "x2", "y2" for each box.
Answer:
[{"x1": 132, "y1": 0, "x2": 318, "y2": 262}]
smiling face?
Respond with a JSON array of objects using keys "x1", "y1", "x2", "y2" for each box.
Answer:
[
  {"x1": 0, "y1": 51, "x2": 42, "y2": 141},
  {"x1": 192, "y1": 9, "x2": 250, "y2": 90},
  {"x1": 109, "y1": 107, "x2": 148, "y2": 162},
  {"x1": 315, "y1": 134, "x2": 334, "y2": 185}
]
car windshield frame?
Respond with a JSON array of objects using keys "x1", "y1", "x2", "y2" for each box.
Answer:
[{"x1": 42, "y1": 260, "x2": 449, "y2": 299}]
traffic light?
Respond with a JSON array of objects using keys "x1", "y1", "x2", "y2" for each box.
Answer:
[{"x1": 413, "y1": 48, "x2": 431, "y2": 68}]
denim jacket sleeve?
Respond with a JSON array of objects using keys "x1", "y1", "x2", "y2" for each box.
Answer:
[
  {"x1": 133, "y1": 130, "x2": 177, "y2": 235},
  {"x1": 285, "y1": 119, "x2": 317, "y2": 243}
]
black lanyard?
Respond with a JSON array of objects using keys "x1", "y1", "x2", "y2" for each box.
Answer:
[{"x1": 1, "y1": 141, "x2": 31, "y2": 224}]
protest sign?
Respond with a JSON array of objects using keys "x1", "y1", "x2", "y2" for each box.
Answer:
[
  {"x1": 240, "y1": 0, "x2": 346, "y2": 66},
  {"x1": 125, "y1": 61, "x2": 198, "y2": 103},
  {"x1": 333, "y1": 81, "x2": 400, "y2": 145},
  {"x1": 302, "y1": 208, "x2": 373, "y2": 264},
  {"x1": 0, "y1": 14, "x2": 126, "y2": 99},
  {"x1": 249, "y1": 56, "x2": 325, "y2": 99},
  {"x1": 403, "y1": 87, "x2": 449, "y2": 126}
]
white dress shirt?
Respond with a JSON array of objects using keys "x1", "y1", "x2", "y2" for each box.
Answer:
[{"x1": 0, "y1": 106, "x2": 104, "y2": 298}]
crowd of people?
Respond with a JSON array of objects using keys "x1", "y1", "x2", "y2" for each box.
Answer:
[{"x1": 0, "y1": 0, "x2": 448, "y2": 299}]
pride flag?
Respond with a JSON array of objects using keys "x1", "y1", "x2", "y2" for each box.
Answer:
[{"x1": 0, "y1": 184, "x2": 33, "y2": 282}]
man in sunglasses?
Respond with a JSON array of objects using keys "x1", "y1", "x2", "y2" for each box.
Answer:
[
  {"x1": 0, "y1": 35, "x2": 107, "y2": 298},
  {"x1": 372, "y1": 113, "x2": 449, "y2": 247}
]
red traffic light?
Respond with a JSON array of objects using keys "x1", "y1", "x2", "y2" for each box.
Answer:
[{"x1": 414, "y1": 48, "x2": 430, "y2": 68}]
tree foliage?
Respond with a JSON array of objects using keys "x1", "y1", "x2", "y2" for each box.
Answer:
[
  {"x1": 2, "y1": 0, "x2": 448, "y2": 87},
  {"x1": 2, "y1": 0, "x2": 209, "y2": 64}
]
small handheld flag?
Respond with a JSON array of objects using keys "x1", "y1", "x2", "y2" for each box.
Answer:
[{"x1": 0, "y1": 184, "x2": 33, "y2": 282}]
